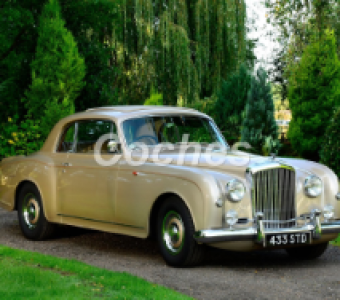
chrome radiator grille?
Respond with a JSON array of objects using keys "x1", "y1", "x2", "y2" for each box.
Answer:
[{"x1": 252, "y1": 168, "x2": 296, "y2": 229}]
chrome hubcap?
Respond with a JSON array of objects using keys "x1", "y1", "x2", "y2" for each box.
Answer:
[
  {"x1": 162, "y1": 211, "x2": 185, "y2": 254},
  {"x1": 22, "y1": 194, "x2": 40, "y2": 229}
]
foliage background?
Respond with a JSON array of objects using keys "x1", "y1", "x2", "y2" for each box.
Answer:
[
  {"x1": 1, "y1": 0, "x2": 340, "y2": 179},
  {"x1": 287, "y1": 30, "x2": 340, "y2": 161}
]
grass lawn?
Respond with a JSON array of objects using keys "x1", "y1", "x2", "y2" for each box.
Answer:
[
  {"x1": 0, "y1": 245, "x2": 192, "y2": 300},
  {"x1": 331, "y1": 234, "x2": 340, "y2": 247}
]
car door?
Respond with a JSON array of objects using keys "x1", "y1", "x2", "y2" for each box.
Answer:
[{"x1": 55, "y1": 119, "x2": 119, "y2": 222}]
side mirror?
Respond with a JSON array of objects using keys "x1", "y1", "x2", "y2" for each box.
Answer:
[{"x1": 107, "y1": 140, "x2": 121, "y2": 153}]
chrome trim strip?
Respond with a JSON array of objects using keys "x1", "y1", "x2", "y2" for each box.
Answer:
[
  {"x1": 57, "y1": 214, "x2": 144, "y2": 229},
  {"x1": 322, "y1": 221, "x2": 340, "y2": 234},
  {"x1": 194, "y1": 221, "x2": 340, "y2": 243},
  {"x1": 276, "y1": 159, "x2": 314, "y2": 176},
  {"x1": 246, "y1": 162, "x2": 283, "y2": 175}
]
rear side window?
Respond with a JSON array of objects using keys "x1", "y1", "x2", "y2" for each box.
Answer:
[
  {"x1": 76, "y1": 120, "x2": 114, "y2": 154},
  {"x1": 57, "y1": 120, "x2": 117, "y2": 154},
  {"x1": 57, "y1": 123, "x2": 76, "y2": 152}
]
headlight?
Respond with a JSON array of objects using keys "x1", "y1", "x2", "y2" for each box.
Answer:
[
  {"x1": 226, "y1": 179, "x2": 245, "y2": 202},
  {"x1": 323, "y1": 205, "x2": 334, "y2": 221},
  {"x1": 304, "y1": 175, "x2": 322, "y2": 198}
]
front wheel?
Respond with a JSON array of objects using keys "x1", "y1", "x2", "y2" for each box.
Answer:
[
  {"x1": 285, "y1": 242, "x2": 329, "y2": 260},
  {"x1": 17, "y1": 183, "x2": 56, "y2": 240},
  {"x1": 157, "y1": 197, "x2": 206, "y2": 267}
]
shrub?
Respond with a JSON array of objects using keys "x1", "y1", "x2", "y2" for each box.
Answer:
[
  {"x1": 320, "y1": 107, "x2": 340, "y2": 178},
  {"x1": 144, "y1": 88, "x2": 163, "y2": 105},
  {"x1": 0, "y1": 116, "x2": 43, "y2": 160},
  {"x1": 241, "y1": 68, "x2": 280, "y2": 155},
  {"x1": 287, "y1": 29, "x2": 340, "y2": 161}
]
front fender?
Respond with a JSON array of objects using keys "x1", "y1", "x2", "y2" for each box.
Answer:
[{"x1": 115, "y1": 162, "x2": 224, "y2": 235}]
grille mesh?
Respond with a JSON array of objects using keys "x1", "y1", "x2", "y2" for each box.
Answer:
[{"x1": 252, "y1": 168, "x2": 296, "y2": 229}]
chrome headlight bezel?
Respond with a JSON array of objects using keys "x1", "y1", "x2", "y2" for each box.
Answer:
[
  {"x1": 226, "y1": 179, "x2": 246, "y2": 202},
  {"x1": 304, "y1": 175, "x2": 322, "y2": 198}
]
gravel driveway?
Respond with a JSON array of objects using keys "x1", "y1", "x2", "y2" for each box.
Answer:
[{"x1": 1, "y1": 208, "x2": 340, "y2": 300}]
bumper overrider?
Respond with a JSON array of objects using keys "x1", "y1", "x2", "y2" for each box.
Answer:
[{"x1": 194, "y1": 210, "x2": 340, "y2": 247}]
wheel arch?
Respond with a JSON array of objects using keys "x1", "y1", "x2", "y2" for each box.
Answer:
[
  {"x1": 15, "y1": 180, "x2": 43, "y2": 211},
  {"x1": 148, "y1": 192, "x2": 194, "y2": 239}
]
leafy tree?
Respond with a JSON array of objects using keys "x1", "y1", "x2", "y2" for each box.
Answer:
[
  {"x1": 241, "y1": 68, "x2": 280, "y2": 155},
  {"x1": 265, "y1": 0, "x2": 339, "y2": 104},
  {"x1": 0, "y1": 0, "x2": 121, "y2": 121},
  {"x1": 288, "y1": 30, "x2": 340, "y2": 161},
  {"x1": 320, "y1": 107, "x2": 340, "y2": 178},
  {"x1": 24, "y1": 0, "x2": 86, "y2": 138},
  {"x1": 113, "y1": 0, "x2": 253, "y2": 106},
  {"x1": 0, "y1": 0, "x2": 47, "y2": 121},
  {"x1": 59, "y1": 0, "x2": 121, "y2": 111},
  {"x1": 214, "y1": 64, "x2": 251, "y2": 143}
]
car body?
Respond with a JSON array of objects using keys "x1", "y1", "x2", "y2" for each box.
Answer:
[{"x1": 0, "y1": 106, "x2": 340, "y2": 266}]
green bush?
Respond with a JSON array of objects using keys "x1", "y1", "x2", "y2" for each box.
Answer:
[
  {"x1": 288, "y1": 29, "x2": 340, "y2": 161},
  {"x1": 144, "y1": 88, "x2": 163, "y2": 105},
  {"x1": 241, "y1": 68, "x2": 280, "y2": 155},
  {"x1": 320, "y1": 107, "x2": 340, "y2": 178},
  {"x1": 0, "y1": 116, "x2": 43, "y2": 160}
]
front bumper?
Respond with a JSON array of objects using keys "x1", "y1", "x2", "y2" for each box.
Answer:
[{"x1": 194, "y1": 218, "x2": 340, "y2": 246}]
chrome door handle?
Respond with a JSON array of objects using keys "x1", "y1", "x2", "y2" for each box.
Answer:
[{"x1": 62, "y1": 162, "x2": 72, "y2": 167}]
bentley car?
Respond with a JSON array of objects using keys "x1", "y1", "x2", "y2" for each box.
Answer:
[{"x1": 1, "y1": 106, "x2": 340, "y2": 267}]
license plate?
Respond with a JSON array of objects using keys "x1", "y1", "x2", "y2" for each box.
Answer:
[{"x1": 266, "y1": 232, "x2": 311, "y2": 247}]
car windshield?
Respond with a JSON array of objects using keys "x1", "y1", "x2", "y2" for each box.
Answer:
[{"x1": 122, "y1": 115, "x2": 228, "y2": 149}]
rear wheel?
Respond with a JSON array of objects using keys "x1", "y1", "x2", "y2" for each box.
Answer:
[
  {"x1": 157, "y1": 197, "x2": 206, "y2": 267},
  {"x1": 286, "y1": 242, "x2": 329, "y2": 260},
  {"x1": 17, "y1": 183, "x2": 56, "y2": 240}
]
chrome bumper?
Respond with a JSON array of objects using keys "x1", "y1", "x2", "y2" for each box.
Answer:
[{"x1": 194, "y1": 219, "x2": 340, "y2": 245}]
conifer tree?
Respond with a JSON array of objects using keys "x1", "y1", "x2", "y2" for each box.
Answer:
[
  {"x1": 24, "y1": 0, "x2": 86, "y2": 138},
  {"x1": 241, "y1": 68, "x2": 280, "y2": 155},
  {"x1": 214, "y1": 64, "x2": 251, "y2": 143}
]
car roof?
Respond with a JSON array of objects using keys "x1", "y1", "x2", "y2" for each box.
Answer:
[
  {"x1": 86, "y1": 105, "x2": 200, "y2": 115},
  {"x1": 41, "y1": 106, "x2": 210, "y2": 153},
  {"x1": 74, "y1": 105, "x2": 209, "y2": 122}
]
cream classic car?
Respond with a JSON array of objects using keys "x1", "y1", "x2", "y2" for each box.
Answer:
[{"x1": 1, "y1": 106, "x2": 340, "y2": 267}]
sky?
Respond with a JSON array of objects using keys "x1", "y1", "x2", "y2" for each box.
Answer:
[{"x1": 246, "y1": 0, "x2": 280, "y2": 69}]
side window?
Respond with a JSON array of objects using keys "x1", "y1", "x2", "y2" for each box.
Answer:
[
  {"x1": 57, "y1": 120, "x2": 118, "y2": 154},
  {"x1": 76, "y1": 120, "x2": 117, "y2": 154},
  {"x1": 57, "y1": 123, "x2": 77, "y2": 153}
]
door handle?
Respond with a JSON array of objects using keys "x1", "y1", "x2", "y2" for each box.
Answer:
[{"x1": 62, "y1": 162, "x2": 72, "y2": 167}]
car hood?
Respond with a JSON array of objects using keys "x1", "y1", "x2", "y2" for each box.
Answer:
[
  {"x1": 144, "y1": 150, "x2": 333, "y2": 178},
  {"x1": 142, "y1": 150, "x2": 339, "y2": 199}
]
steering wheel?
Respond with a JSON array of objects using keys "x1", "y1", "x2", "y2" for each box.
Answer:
[{"x1": 134, "y1": 135, "x2": 158, "y2": 145}]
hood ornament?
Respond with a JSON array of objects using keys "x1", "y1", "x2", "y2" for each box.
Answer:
[{"x1": 271, "y1": 153, "x2": 276, "y2": 161}]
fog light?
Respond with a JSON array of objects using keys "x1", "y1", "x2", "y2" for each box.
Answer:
[
  {"x1": 323, "y1": 205, "x2": 334, "y2": 222},
  {"x1": 225, "y1": 209, "x2": 238, "y2": 228}
]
